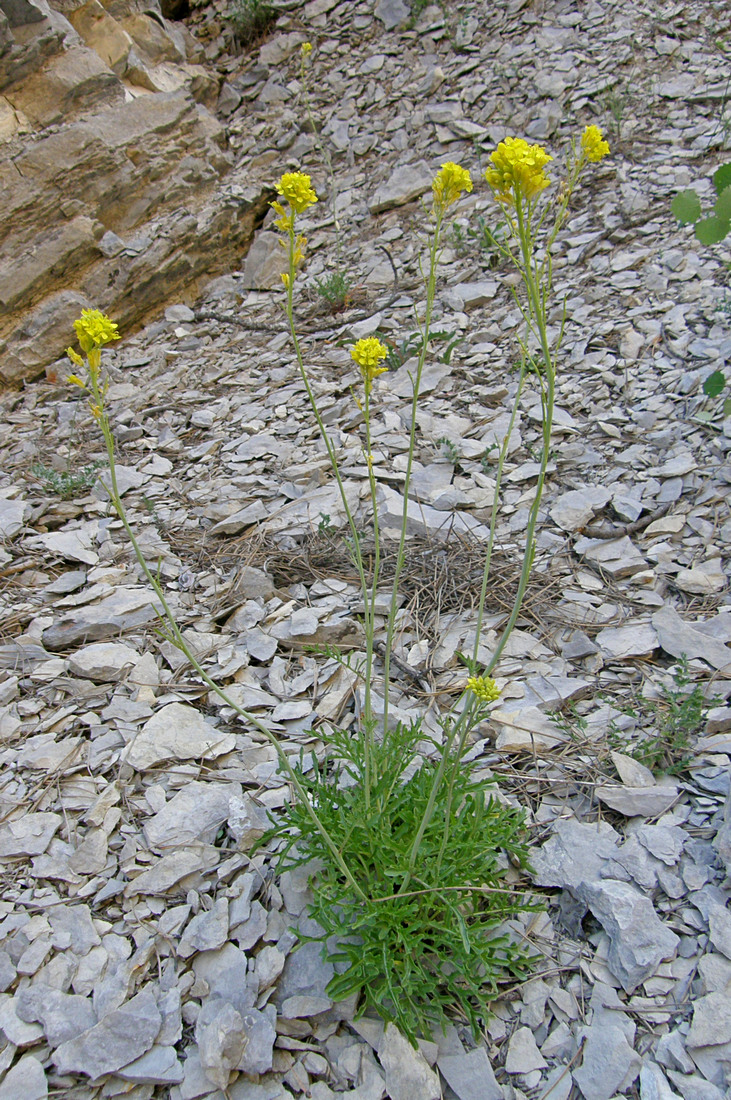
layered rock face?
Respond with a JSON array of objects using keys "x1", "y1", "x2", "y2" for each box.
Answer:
[{"x1": 0, "y1": 0, "x2": 270, "y2": 386}]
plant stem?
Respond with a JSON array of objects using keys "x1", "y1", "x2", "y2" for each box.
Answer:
[
  {"x1": 382, "y1": 209, "x2": 444, "y2": 734},
  {"x1": 87, "y1": 370, "x2": 366, "y2": 902}
]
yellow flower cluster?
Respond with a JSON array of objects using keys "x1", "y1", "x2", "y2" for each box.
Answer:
[
  {"x1": 351, "y1": 337, "x2": 389, "y2": 394},
  {"x1": 432, "y1": 162, "x2": 473, "y2": 213},
  {"x1": 466, "y1": 675, "x2": 501, "y2": 704},
  {"x1": 301, "y1": 41, "x2": 312, "y2": 57},
  {"x1": 485, "y1": 137, "x2": 553, "y2": 205},
  {"x1": 275, "y1": 172, "x2": 318, "y2": 215},
  {"x1": 581, "y1": 124, "x2": 610, "y2": 163},
  {"x1": 73, "y1": 309, "x2": 120, "y2": 354}
]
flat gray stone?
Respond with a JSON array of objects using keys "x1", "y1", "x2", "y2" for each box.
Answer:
[
  {"x1": 52, "y1": 986, "x2": 161, "y2": 1079},
  {"x1": 0, "y1": 812, "x2": 61, "y2": 857},
  {"x1": 595, "y1": 621, "x2": 658, "y2": 660},
  {"x1": 124, "y1": 844, "x2": 219, "y2": 896},
  {"x1": 67, "y1": 642, "x2": 139, "y2": 681},
  {"x1": 504, "y1": 1026, "x2": 547, "y2": 1074},
  {"x1": 116, "y1": 1044, "x2": 184, "y2": 1084},
  {"x1": 374, "y1": 0, "x2": 409, "y2": 29},
  {"x1": 595, "y1": 783, "x2": 679, "y2": 817},
  {"x1": 578, "y1": 879, "x2": 680, "y2": 992},
  {"x1": 42, "y1": 586, "x2": 163, "y2": 650},
  {"x1": 197, "y1": 1000, "x2": 246, "y2": 1091},
  {"x1": 178, "y1": 898, "x2": 229, "y2": 958},
  {"x1": 574, "y1": 1023, "x2": 641, "y2": 1100},
  {"x1": 124, "y1": 702, "x2": 236, "y2": 770},
  {"x1": 531, "y1": 818, "x2": 621, "y2": 890},
  {"x1": 0, "y1": 1054, "x2": 47, "y2": 1100},
  {"x1": 378, "y1": 1023, "x2": 441, "y2": 1100},
  {"x1": 0, "y1": 497, "x2": 29, "y2": 538},
  {"x1": 143, "y1": 781, "x2": 241, "y2": 851},
  {"x1": 550, "y1": 486, "x2": 612, "y2": 531},
  {"x1": 369, "y1": 161, "x2": 432, "y2": 214},
  {"x1": 652, "y1": 606, "x2": 731, "y2": 672},
  {"x1": 15, "y1": 986, "x2": 97, "y2": 1047},
  {"x1": 687, "y1": 992, "x2": 731, "y2": 1048}
]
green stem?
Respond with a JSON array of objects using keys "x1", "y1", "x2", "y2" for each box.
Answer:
[
  {"x1": 382, "y1": 209, "x2": 444, "y2": 734},
  {"x1": 88, "y1": 370, "x2": 366, "y2": 903}
]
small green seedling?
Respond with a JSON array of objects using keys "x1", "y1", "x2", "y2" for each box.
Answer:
[
  {"x1": 31, "y1": 460, "x2": 104, "y2": 500},
  {"x1": 672, "y1": 162, "x2": 731, "y2": 246}
]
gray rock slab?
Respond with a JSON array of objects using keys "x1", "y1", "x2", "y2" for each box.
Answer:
[
  {"x1": 595, "y1": 783, "x2": 679, "y2": 817},
  {"x1": 574, "y1": 534, "x2": 648, "y2": 577},
  {"x1": 197, "y1": 999, "x2": 246, "y2": 1091},
  {"x1": 377, "y1": 1023, "x2": 440, "y2": 1100},
  {"x1": 369, "y1": 161, "x2": 432, "y2": 213},
  {"x1": 595, "y1": 621, "x2": 659, "y2": 660},
  {"x1": 531, "y1": 818, "x2": 621, "y2": 890},
  {"x1": 578, "y1": 879, "x2": 680, "y2": 992},
  {"x1": 48, "y1": 904, "x2": 101, "y2": 954},
  {"x1": 0, "y1": 1053, "x2": 47, "y2": 1100},
  {"x1": 15, "y1": 986, "x2": 97, "y2": 1047},
  {"x1": 574, "y1": 1024, "x2": 641, "y2": 1100},
  {"x1": 639, "y1": 1061, "x2": 682, "y2": 1100},
  {"x1": 143, "y1": 781, "x2": 241, "y2": 851},
  {"x1": 67, "y1": 641, "x2": 139, "y2": 681},
  {"x1": 124, "y1": 844, "x2": 220, "y2": 896},
  {"x1": 237, "y1": 1006, "x2": 276, "y2": 1076},
  {"x1": 52, "y1": 986, "x2": 161, "y2": 1079},
  {"x1": 123, "y1": 702, "x2": 236, "y2": 770},
  {"x1": 42, "y1": 585, "x2": 163, "y2": 650},
  {"x1": 117, "y1": 1044, "x2": 184, "y2": 1084},
  {"x1": 0, "y1": 497, "x2": 30, "y2": 538},
  {"x1": 0, "y1": 812, "x2": 61, "y2": 857},
  {"x1": 652, "y1": 606, "x2": 731, "y2": 672},
  {"x1": 437, "y1": 1047, "x2": 502, "y2": 1100},
  {"x1": 374, "y1": 0, "x2": 409, "y2": 29},
  {"x1": 687, "y1": 992, "x2": 731, "y2": 1047},
  {"x1": 178, "y1": 898, "x2": 229, "y2": 958},
  {"x1": 504, "y1": 1026, "x2": 547, "y2": 1074},
  {"x1": 550, "y1": 486, "x2": 611, "y2": 531}
]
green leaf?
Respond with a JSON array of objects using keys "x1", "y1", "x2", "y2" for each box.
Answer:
[
  {"x1": 715, "y1": 185, "x2": 731, "y2": 221},
  {"x1": 672, "y1": 189, "x2": 701, "y2": 224},
  {"x1": 695, "y1": 215, "x2": 730, "y2": 246},
  {"x1": 713, "y1": 162, "x2": 731, "y2": 196},
  {"x1": 703, "y1": 370, "x2": 726, "y2": 398}
]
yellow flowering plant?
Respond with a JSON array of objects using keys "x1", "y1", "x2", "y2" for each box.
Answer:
[{"x1": 70, "y1": 127, "x2": 610, "y2": 1045}]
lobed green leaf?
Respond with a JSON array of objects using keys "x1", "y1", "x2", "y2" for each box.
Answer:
[
  {"x1": 695, "y1": 215, "x2": 730, "y2": 246},
  {"x1": 671, "y1": 189, "x2": 701, "y2": 225}
]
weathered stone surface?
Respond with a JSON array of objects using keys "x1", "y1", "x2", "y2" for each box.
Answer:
[
  {"x1": 0, "y1": 21, "x2": 270, "y2": 387},
  {"x1": 532, "y1": 818, "x2": 621, "y2": 889},
  {"x1": 0, "y1": 1053, "x2": 47, "y2": 1100},
  {"x1": 369, "y1": 161, "x2": 433, "y2": 213},
  {"x1": 42, "y1": 586, "x2": 163, "y2": 650},
  {"x1": 15, "y1": 986, "x2": 97, "y2": 1048},
  {"x1": 67, "y1": 641, "x2": 139, "y2": 681},
  {"x1": 0, "y1": 811, "x2": 61, "y2": 857},
  {"x1": 52, "y1": 986, "x2": 161, "y2": 1078},
  {"x1": 578, "y1": 879, "x2": 680, "y2": 992},
  {"x1": 438, "y1": 1047, "x2": 502, "y2": 1100},
  {"x1": 123, "y1": 702, "x2": 236, "y2": 770},
  {"x1": 378, "y1": 1023, "x2": 441, "y2": 1100},
  {"x1": 143, "y1": 780, "x2": 240, "y2": 851}
]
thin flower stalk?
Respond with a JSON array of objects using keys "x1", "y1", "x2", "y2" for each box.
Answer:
[
  {"x1": 70, "y1": 326, "x2": 365, "y2": 903},
  {"x1": 381, "y1": 163, "x2": 472, "y2": 735},
  {"x1": 276, "y1": 176, "x2": 382, "y2": 802}
]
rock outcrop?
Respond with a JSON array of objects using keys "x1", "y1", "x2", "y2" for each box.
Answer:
[{"x1": 0, "y1": 0, "x2": 271, "y2": 386}]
